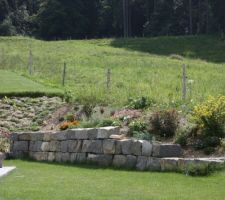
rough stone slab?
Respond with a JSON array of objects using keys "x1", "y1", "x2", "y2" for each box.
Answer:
[
  {"x1": 152, "y1": 144, "x2": 182, "y2": 158},
  {"x1": 48, "y1": 152, "x2": 56, "y2": 162},
  {"x1": 136, "y1": 156, "x2": 148, "y2": 171},
  {"x1": 11, "y1": 151, "x2": 29, "y2": 159},
  {"x1": 13, "y1": 141, "x2": 28, "y2": 151},
  {"x1": 61, "y1": 153, "x2": 70, "y2": 162},
  {"x1": 121, "y1": 139, "x2": 132, "y2": 155},
  {"x1": 82, "y1": 140, "x2": 103, "y2": 154},
  {"x1": 67, "y1": 129, "x2": 88, "y2": 140},
  {"x1": 115, "y1": 140, "x2": 122, "y2": 154},
  {"x1": 97, "y1": 127, "x2": 120, "y2": 139},
  {"x1": 130, "y1": 140, "x2": 142, "y2": 156},
  {"x1": 68, "y1": 140, "x2": 82, "y2": 153},
  {"x1": 30, "y1": 133, "x2": 44, "y2": 141},
  {"x1": 87, "y1": 128, "x2": 98, "y2": 140},
  {"x1": 126, "y1": 155, "x2": 137, "y2": 169},
  {"x1": 30, "y1": 152, "x2": 48, "y2": 161},
  {"x1": 160, "y1": 158, "x2": 178, "y2": 171},
  {"x1": 103, "y1": 140, "x2": 116, "y2": 154},
  {"x1": 43, "y1": 132, "x2": 55, "y2": 142},
  {"x1": 49, "y1": 141, "x2": 61, "y2": 152},
  {"x1": 146, "y1": 157, "x2": 161, "y2": 171},
  {"x1": 70, "y1": 153, "x2": 87, "y2": 164},
  {"x1": 29, "y1": 141, "x2": 43, "y2": 152},
  {"x1": 18, "y1": 133, "x2": 31, "y2": 141},
  {"x1": 87, "y1": 154, "x2": 113, "y2": 166},
  {"x1": 113, "y1": 155, "x2": 127, "y2": 167},
  {"x1": 41, "y1": 142, "x2": 50, "y2": 152},
  {"x1": 61, "y1": 141, "x2": 68, "y2": 153},
  {"x1": 141, "y1": 140, "x2": 153, "y2": 156},
  {"x1": 0, "y1": 167, "x2": 16, "y2": 178},
  {"x1": 51, "y1": 131, "x2": 67, "y2": 141}
]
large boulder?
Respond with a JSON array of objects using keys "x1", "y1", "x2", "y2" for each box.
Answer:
[
  {"x1": 103, "y1": 140, "x2": 116, "y2": 154},
  {"x1": 87, "y1": 154, "x2": 113, "y2": 166},
  {"x1": 68, "y1": 140, "x2": 82, "y2": 153},
  {"x1": 152, "y1": 144, "x2": 182, "y2": 158},
  {"x1": 82, "y1": 140, "x2": 103, "y2": 154}
]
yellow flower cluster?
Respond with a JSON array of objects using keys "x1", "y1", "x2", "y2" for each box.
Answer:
[{"x1": 193, "y1": 95, "x2": 225, "y2": 128}]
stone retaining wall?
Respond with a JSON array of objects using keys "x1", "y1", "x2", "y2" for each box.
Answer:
[{"x1": 10, "y1": 127, "x2": 225, "y2": 173}]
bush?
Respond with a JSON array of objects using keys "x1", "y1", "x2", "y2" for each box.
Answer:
[
  {"x1": 129, "y1": 120, "x2": 147, "y2": 133},
  {"x1": 149, "y1": 109, "x2": 179, "y2": 138},
  {"x1": 133, "y1": 131, "x2": 153, "y2": 141},
  {"x1": 98, "y1": 119, "x2": 121, "y2": 127},
  {"x1": 175, "y1": 134, "x2": 188, "y2": 147},
  {"x1": 185, "y1": 163, "x2": 209, "y2": 176},
  {"x1": 126, "y1": 97, "x2": 155, "y2": 110},
  {"x1": 193, "y1": 95, "x2": 225, "y2": 138}
]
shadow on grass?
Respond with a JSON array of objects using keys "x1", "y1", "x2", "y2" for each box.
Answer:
[{"x1": 110, "y1": 35, "x2": 225, "y2": 63}]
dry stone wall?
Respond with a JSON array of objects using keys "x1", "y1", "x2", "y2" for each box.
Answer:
[{"x1": 10, "y1": 127, "x2": 225, "y2": 173}]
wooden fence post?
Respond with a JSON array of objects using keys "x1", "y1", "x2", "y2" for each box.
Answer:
[
  {"x1": 62, "y1": 62, "x2": 67, "y2": 86},
  {"x1": 28, "y1": 49, "x2": 33, "y2": 75},
  {"x1": 106, "y1": 68, "x2": 111, "y2": 90},
  {"x1": 182, "y1": 64, "x2": 187, "y2": 101}
]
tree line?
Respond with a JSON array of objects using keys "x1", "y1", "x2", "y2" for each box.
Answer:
[{"x1": 0, "y1": 0, "x2": 224, "y2": 40}]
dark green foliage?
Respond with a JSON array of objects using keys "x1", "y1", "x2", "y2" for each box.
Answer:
[
  {"x1": 129, "y1": 120, "x2": 147, "y2": 132},
  {"x1": 0, "y1": 0, "x2": 224, "y2": 39},
  {"x1": 133, "y1": 131, "x2": 152, "y2": 141},
  {"x1": 126, "y1": 97, "x2": 154, "y2": 110},
  {"x1": 98, "y1": 118, "x2": 121, "y2": 127}
]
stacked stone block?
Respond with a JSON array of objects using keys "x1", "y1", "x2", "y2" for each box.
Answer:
[{"x1": 10, "y1": 127, "x2": 224, "y2": 173}]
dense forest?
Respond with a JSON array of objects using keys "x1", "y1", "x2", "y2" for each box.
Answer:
[{"x1": 0, "y1": 0, "x2": 225, "y2": 40}]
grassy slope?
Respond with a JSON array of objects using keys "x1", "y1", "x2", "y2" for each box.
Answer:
[
  {"x1": 0, "y1": 70, "x2": 62, "y2": 97},
  {"x1": 1, "y1": 160, "x2": 225, "y2": 200},
  {"x1": 0, "y1": 35, "x2": 224, "y2": 105}
]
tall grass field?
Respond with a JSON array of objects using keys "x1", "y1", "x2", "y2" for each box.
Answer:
[{"x1": 0, "y1": 35, "x2": 224, "y2": 106}]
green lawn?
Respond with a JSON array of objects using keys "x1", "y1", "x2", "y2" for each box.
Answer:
[
  {"x1": 0, "y1": 35, "x2": 224, "y2": 105},
  {"x1": 1, "y1": 160, "x2": 225, "y2": 200},
  {"x1": 0, "y1": 70, "x2": 62, "y2": 97}
]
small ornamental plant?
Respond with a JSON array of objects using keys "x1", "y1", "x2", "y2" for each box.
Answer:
[
  {"x1": 193, "y1": 95, "x2": 225, "y2": 137},
  {"x1": 60, "y1": 121, "x2": 80, "y2": 130}
]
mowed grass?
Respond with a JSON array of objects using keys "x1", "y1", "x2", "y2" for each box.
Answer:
[
  {"x1": 0, "y1": 35, "x2": 224, "y2": 105},
  {"x1": 1, "y1": 160, "x2": 225, "y2": 200},
  {"x1": 0, "y1": 70, "x2": 62, "y2": 97}
]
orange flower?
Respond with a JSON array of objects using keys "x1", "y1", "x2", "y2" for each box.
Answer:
[{"x1": 60, "y1": 121, "x2": 80, "y2": 130}]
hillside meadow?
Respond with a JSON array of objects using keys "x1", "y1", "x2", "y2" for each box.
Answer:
[{"x1": 0, "y1": 35, "x2": 224, "y2": 106}]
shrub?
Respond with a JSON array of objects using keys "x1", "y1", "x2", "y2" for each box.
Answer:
[
  {"x1": 149, "y1": 109, "x2": 179, "y2": 138},
  {"x1": 132, "y1": 131, "x2": 153, "y2": 141},
  {"x1": 126, "y1": 97, "x2": 155, "y2": 110},
  {"x1": 129, "y1": 120, "x2": 147, "y2": 133},
  {"x1": 185, "y1": 163, "x2": 209, "y2": 176},
  {"x1": 175, "y1": 134, "x2": 188, "y2": 147},
  {"x1": 193, "y1": 95, "x2": 225, "y2": 137},
  {"x1": 64, "y1": 113, "x2": 74, "y2": 122},
  {"x1": 98, "y1": 119, "x2": 121, "y2": 127}
]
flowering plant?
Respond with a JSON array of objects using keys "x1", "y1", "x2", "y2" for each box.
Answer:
[
  {"x1": 193, "y1": 95, "x2": 225, "y2": 137},
  {"x1": 60, "y1": 121, "x2": 80, "y2": 130}
]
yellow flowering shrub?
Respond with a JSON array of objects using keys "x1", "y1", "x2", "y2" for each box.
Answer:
[{"x1": 193, "y1": 95, "x2": 225, "y2": 137}]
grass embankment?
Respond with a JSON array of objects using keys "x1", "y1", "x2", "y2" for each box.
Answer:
[
  {"x1": 0, "y1": 35, "x2": 224, "y2": 105},
  {"x1": 0, "y1": 70, "x2": 62, "y2": 98},
  {"x1": 1, "y1": 160, "x2": 225, "y2": 200}
]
